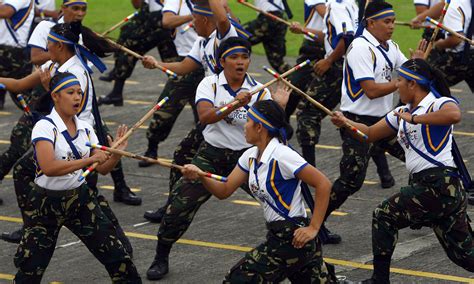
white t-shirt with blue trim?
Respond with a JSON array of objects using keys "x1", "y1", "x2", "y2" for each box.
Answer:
[
  {"x1": 442, "y1": 0, "x2": 473, "y2": 53},
  {"x1": 323, "y1": 0, "x2": 358, "y2": 57},
  {"x1": 304, "y1": 0, "x2": 326, "y2": 41},
  {"x1": 149, "y1": 0, "x2": 163, "y2": 12},
  {"x1": 31, "y1": 107, "x2": 99, "y2": 190},
  {"x1": 0, "y1": 0, "x2": 35, "y2": 47},
  {"x1": 255, "y1": 0, "x2": 284, "y2": 12},
  {"x1": 384, "y1": 93, "x2": 458, "y2": 174},
  {"x1": 238, "y1": 138, "x2": 309, "y2": 223},
  {"x1": 163, "y1": 0, "x2": 197, "y2": 57},
  {"x1": 340, "y1": 29, "x2": 407, "y2": 117},
  {"x1": 195, "y1": 72, "x2": 271, "y2": 151}
]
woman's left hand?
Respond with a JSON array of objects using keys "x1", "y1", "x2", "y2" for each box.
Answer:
[
  {"x1": 292, "y1": 226, "x2": 318, "y2": 249},
  {"x1": 181, "y1": 164, "x2": 203, "y2": 180},
  {"x1": 271, "y1": 81, "x2": 291, "y2": 108},
  {"x1": 393, "y1": 111, "x2": 414, "y2": 123},
  {"x1": 39, "y1": 67, "x2": 52, "y2": 91}
]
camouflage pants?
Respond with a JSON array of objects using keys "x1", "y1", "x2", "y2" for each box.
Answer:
[
  {"x1": 14, "y1": 184, "x2": 141, "y2": 283},
  {"x1": 113, "y1": 7, "x2": 178, "y2": 80},
  {"x1": 431, "y1": 50, "x2": 474, "y2": 92},
  {"x1": 285, "y1": 39, "x2": 325, "y2": 119},
  {"x1": 325, "y1": 113, "x2": 406, "y2": 218},
  {"x1": 244, "y1": 12, "x2": 291, "y2": 73},
  {"x1": 0, "y1": 45, "x2": 33, "y2": 107},
  {"x1": 157, "y1": 141, "x2": 246, "y2": 246},
  {"x1": 372, "y1": 168, "x2": 474, "y2": 272},
  {"x1": 146, "y1": 64, "x2": 204, "y2": 146},
  {"x1": 224, "y1": 218, "x2": 335, "y2": 283},
  {"x1": 296, "y1": 60, "x2": 343, "y2": 147}
]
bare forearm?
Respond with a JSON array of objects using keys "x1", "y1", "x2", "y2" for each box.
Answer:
[
  {"x1": 41, "y1": 158, "x2": 94, "y2": 176},
  {"x1": 363, "y1": 81, "x2": 397, "y2": 99},
  {"x1": 96, "y1": 154, "x2": 121, "y2": 175},
  {"x1": 309, "y1": 182, "x2": 330, "y2": 231},
  {"x1": 163, "y1": 14, "x2": 192, "y2": 29},
  {"x1": 31, "y1": 49, "x2": 51, "y2": 65},
  {"x1": 200, "y1": 177, "x2": 231, "y2": 199},
  {"x1": 435, "y1": 36, "x2": 462, "y2": 50},
  {"x1": 415, "y1": 108, "x2": 461, "y2": 125}
]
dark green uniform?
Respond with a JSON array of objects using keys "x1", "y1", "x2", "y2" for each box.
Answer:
[{"x1": 431, "y1": 50, "x2": 474, "y2": 92}]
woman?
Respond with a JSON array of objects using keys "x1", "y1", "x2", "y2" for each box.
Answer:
[
  {"x1": 182, "y1": 99, "x2": 335, "y2": 283},
  {"x1": 14, "y1": 72, "x2": 141, "y2": 283},
  {"x1": 330, "y1": 58, "x2": 474, "y2": 282}
]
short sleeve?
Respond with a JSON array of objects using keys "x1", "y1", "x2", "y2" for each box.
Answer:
[
  {"x1": 255, "y1": 87, "x2": 272, "y2": 101},
  {"x1": 384, "y1": 106, "x2": 405, "y2": 132},
  {"x1": 3, "y1": 0, "x2": 29, "y2": 12},
  {"x1": 413, "y1": 0, "x2": 430, "y2": 6},
  {"x1": 195, "y1": 76, "x2": 215, "y2": 105},
  {"x1": 217, "y1": 24, "x2": 238, "y2": 42},
  {"x1": 278, "y1": 147, "x2": 309, "y2": 179},
  {"x1": 186, "y1": 39, "x2": 203, "y2": 66},
  {"x1": 237, "y1": 148, "x2": 253, "y2": 173},
  {"x1": 163, "y1": 0, "x2": 178, "y2": 14},
  {"x1": 28, "y1": 21, "x2": 52, "y2": 50},
  {"x1": 31, "y1": 120, "x2": 56, "y2": 145},
  {"x1": 330, "y1": 3, "x2": 355, "y2": 36},
  {"x1": 346, "y1": 43, "x2": 375, "y2": 82},
  {"x1": 86, "y1": 125, "x2": 99, "y2": 145},
  {"x1": 305, "y1": 0, "x2": 326, "y2": 6},
  {"x1": 393, "y1": 42, "x2": 408, "y2": 69},
  {"x1": 443, "y1": 4, "x2": 465, "y2": 33},
  {"x1": 433, "y1": 96, "x2": 459, "y2": 111}
]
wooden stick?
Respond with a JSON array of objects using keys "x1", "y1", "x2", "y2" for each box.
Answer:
[
  {"x1": 86, "y1": 142, "x2": 228, "y2": 182},
  {"x1": 16, "y1": 94, "x2": 31, "y2": 116},
  {"x1": 237, "y1": 0, "x2": 318, "y2": 41},
  {"x1": 215, "y1": 60, "x2": 310, "y2": 116},
  {"x1": 79, "y1": 97, "x2": 169, "y2": 181},
  {"x1": 262, "y1": 66, "x2": 369, "y2": 141},
  {"x1": 394, "y1": 21, "x2": 412, "y2": 27},
  {"x1": 96, "y1": 33, "x2": 178, "y2": 78},
  {"x1": 425, "y1": 17, "x2": 474, "y2": 45},
  {"x1": 424, "y1": 0, "x2": 451, "y2": 59},
  {"x1": 101, "y1": 11, "x2": 138, "y2": 37}
]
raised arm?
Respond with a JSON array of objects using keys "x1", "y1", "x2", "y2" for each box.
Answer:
[
  {"x1": 0, "y1": 71, "x2": 42, "y2": 93},
  {"x1": 209, "y1": 0, "x2": 231, "y2": 37},
  {"x1": 162, "y1": 11, "x2": 193, "y2": 29}
]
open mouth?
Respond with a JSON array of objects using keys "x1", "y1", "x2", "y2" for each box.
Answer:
[
  {"x1": 73, "y1": 103, "x2": 80, "y2": 109},
  {"x1": 236, "y1": 67, "x2": 245, "y2": 73}
]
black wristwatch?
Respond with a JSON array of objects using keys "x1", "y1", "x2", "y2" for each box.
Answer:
[{"x1": 411, "y1": 114, "x2": 418, "y2": 125}]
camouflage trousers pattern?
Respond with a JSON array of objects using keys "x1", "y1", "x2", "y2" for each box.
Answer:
[
  {"x1": 244, "y1": 12, "x2": 291, "y2": 73},
  {"x1": 224, "y1": 219, "x2": 336, "y2": 283},
  {"x1": 296, "y1": 60, "x2": 343, "y2": 147},
  {"x1": 325, "y1": 113, "x2": 406, "y2": 218},
  {"x1": 146, "y1": 65, "x2": 204, "y2": 145},
  {"x1": 285, "y1": 39, "x2": 326, "y2": 119},
  {"x1": 113, "y1": 6, "x2": 178, "y2": 80},
  {"x1": 158, "y1": 141, "x2": 247, "y2": 246},
  {"x1": 14, "y1": 184, "x2": 141, "y2": 283},
  {"x1": 431, "y1": 50, "x2": 474, "y2": 92},
  {"x1": 372, "y1": 168, "x2": 474, "y2": 272}
]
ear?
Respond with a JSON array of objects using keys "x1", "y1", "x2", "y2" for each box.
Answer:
[
  {"x1": 51, "y1": 92, "x2": 60, "y2": 103},
  {"x1": 408, "y1": 80, "x2": 417, "y2": 89},
  {"x1": 219, "y1": 57, "x2": 225, "y2": 68}
]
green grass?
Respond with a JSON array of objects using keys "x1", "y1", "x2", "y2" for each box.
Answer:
[{"x1": 57, "y1": 0, "x2": 422, "y2": 56}]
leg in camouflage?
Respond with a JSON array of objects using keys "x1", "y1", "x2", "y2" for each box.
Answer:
[
  {"x1": 371, "y1": 170, "x2": 474, "y2": 282},
  {"x1": 296, "y1": 61, "x2": 343, "y2": 166},
  {"x1": 224, "y1": 220, "x2": 335, "y2": 283},
  {"x1": 14, "y1": 184, "x2": 141, "y2": 283},
  {"x1": 244, "y1": 12, "x2": 291, "y2": 73},
  {"x1": 431, "y1": 50, "x2": 474, "y2": 92}
]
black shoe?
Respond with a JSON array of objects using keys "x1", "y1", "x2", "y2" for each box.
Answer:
[
  {"x1": 114, "y1": 185, "x2": 142, "y2": 206},
  {"x1": 146, "y1": 256, "x2": 169, "y2": 280},
  {"x1": 99, "y1": 70, "x2": 115, "y2": 82},
  {"x1": 324, "y1": 230, "x2": 342, "y2": 245},
  {"x1": 138, "y1": 148, "x2": 157, "y2": 168},
  {"x1": 97, "y1": 94, "x2": 123, "y2": 106},
  {"x1": 144, "y1": 206, "x2": 166, "y2": 223},
  {"x1": 1, "y1": 228, "x2": 23, "y2": 243},
  {"x1": 380, "y1": 174, "x2": 395, "y2": 189}
]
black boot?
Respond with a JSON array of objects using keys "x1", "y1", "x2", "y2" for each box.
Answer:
[
  {"x1": 372, "y1": 255, "x2": 391, "y2": 284},
  {"x1": 0, "y1": 86, "x2": 6, "y2": 110},
  {"x1": 113, "y1": 183, "x2": 142, "y2": 206},
  {"x1": 1, "y1": 227, "x2": 23, "y2": 243},
  {"x1": 97, "y1": 80, "x2": 125, "y2": 106},
  {"x1": 99, "y1": 69, "x2": 116, "y2": 82},
  {"x1": 144, "y1": 206, "x2": 166, "y2": 223},
  {"x1": 371, "y1": 150, "x2": 395, "y2": 189},
  {"x1": 319, "y1": 225, "x2": 342, "y2": 245},
  {"x1": 147, "y1": 243, "x2": 171, "y2": 280},
  {"x1": 138, "y1": 142, "x2": 158, "y2": 168}
]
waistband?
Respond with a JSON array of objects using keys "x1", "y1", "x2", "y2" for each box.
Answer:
[
  {"x1": 410, "y1": 166, "x2": 458, "y2": 182},
  {"x1": 34, "y1": 184, "x2": 86, "y2": 198},
  {"x1": 343, "y1": 111, "x2": 383, "y2": 125},
  {"x1": 266, "y1": 217, "x2": 308, "y2": 232}
]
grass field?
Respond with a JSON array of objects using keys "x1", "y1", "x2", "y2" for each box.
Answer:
[{"x1": 59, "y1": 0, "x2": 423, "y2": 57}]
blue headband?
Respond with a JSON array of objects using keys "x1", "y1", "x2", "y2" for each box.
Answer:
[
  {"x1": 48, "y1": 31, "x2": 107, "y2": 74},
  {"x1": 193, "y1": 6, "x2": 213, "y2": 16},
  {"x1": 248, "y1": 106, "x2": 287, "y2": 144},
  {"x1": 51, "y1": 75, "x2": 81, "y2": 94},
  {"x1": 63, "y1": 0, "x2": 87, "y2": 6},
  {"x1": 221, "y1": 45, "x2": 249, "y2": 59},
  {"x1": 366, "y1": 8, "x2": 395, "y2": 20}
]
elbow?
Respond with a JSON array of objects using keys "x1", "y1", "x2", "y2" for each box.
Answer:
[
  {"x1": 364, "y1": 91, "x2": 377, "y2": 100},
  {"x1": 451, "y1": 111, "x2": 462, "y2": 124},
  {"x1": 30, "y1": 56, "x2": 45, "y2": 66},
  {"x1": 162, "y1": 17, "x2": 172, "y2": 29}
]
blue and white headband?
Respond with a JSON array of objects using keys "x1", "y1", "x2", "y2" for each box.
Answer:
[
  {"x1": 51, "y1": 75, "x2": 81, "y2": 94},
  {"x1": 248, "y1": 106, "x2": 287, "y2": 144}
]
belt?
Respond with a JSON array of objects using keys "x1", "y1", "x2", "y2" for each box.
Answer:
[
  {"x1": 266, "y1": 217, "x2": 308, "y2": 232},
  {"x1": 34, "y1": 184, "x2": 84, "y2": 198},
  {"x1": 410, "y1": 166, "x2": 458, "y2": 183}
]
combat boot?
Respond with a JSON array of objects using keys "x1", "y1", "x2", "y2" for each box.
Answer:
[
  {"x1": 97, "y1": 80, "x2": 125, "y2": 106},
  {"x1": 144, "y1": 206, "x2": 166, "y2": 223},
  {"x1": 138, "y1": 143, "x2": 158, "y2": 168},
  {"x1": 1, "y1": 227, "x2": 23, "y2": 243},
  {"x1": 147, "y1": 243, "x2": 171, "y2": 280},
  {"x1": 113, "y1": 183, "x2": 142, "y2": 206}
]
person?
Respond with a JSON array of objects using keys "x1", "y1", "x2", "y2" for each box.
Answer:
[
  {"x1": 33, "y1": 0, "x2": 59, "y2": 25},
  {"x1": 140, "y1": 0, "x2": 251, "y2": 223},
  {"x1": 182, "y1": 99, "x2": 337, "y2": 283},
  {"x1": 0, "y1": 23, "x2": 135, "y2": 257},
  {"x1": 323, "y1": 1, "x2": 416, "y2": 240},
  {"x1": 97, "y1": 0, "x2": 178, "y2": 106},
  {"x1": 330, "y1": 58, "x2": 474, "y2": 283},
  {"x1": 430, "y1": 0, "x2": 473, "y2": 92},
  {"x1": 0, "y1": 0, "x2": 34, "y2": 109},
  {"x1": 242, "y1": 0, "x2": 291, "y2": 73},
  {"x1": 145, "y1": 37, "x2": 290, "y2": 281},
  {"x1": 14, "y1": 71, "x2": 142, "y2": 283}
]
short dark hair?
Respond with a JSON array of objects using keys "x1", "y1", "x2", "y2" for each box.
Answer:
[
  {"x1": 364, "y1": 1, "x2": 392, "y2": 20},
  {"x1": 401, "y1": 59, "x2": 451, "y2": 98},
  {"x1": 252, "y1": 100, "x2": 293, "y2": 142},
  {"x1": 216, "y1": 37, "x2": 252, "y2": 61}
]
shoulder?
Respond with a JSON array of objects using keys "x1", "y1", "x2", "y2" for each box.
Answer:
[
  {"x1": 273, "y1": 144, "x2": 300, "y2": 160},
  {"x1": 199, "y1": 74, "x2": 217, "y2": 87}
]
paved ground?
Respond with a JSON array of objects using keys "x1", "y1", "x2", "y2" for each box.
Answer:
[{"x1": 0, "y1": 52, "x2": 473, "y2": 283}]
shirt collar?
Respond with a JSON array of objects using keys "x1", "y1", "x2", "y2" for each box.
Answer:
[
  {"x1": 259, "y1": 137, "x2": 280, "y2": 165},
  {"x1": 57, "y1": 55, "x2": 81, "y2": 73},
  {"x1": 362, "y1": 29, "x2": 384, "y2": 47},
  {"x1": 416, "y1": 92, "x2": 437, "y2": 110},
  {"x1": 217, "y1": 72, "x2": 257, "y2": 90},
  {"x1": 49, "y1": 107, "x2": 87, "y2": 133}
]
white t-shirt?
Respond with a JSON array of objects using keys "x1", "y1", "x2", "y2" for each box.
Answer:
[
  {"x1": 340, "y1": 29, "x2": 407, "y2": 117},
  {"x1": 238, "y1": 138, "x2": 309, "y2": 222},
  {"x1": 35, "y1": 0, "x2": 54, "y2": 11},
  {"x1": 31, "y1": 107, "x2": 99, "y2": 190},
  {"x1": 195, "y1": 72, "x2": 272, "y2": 151},
  {"x1": 0, "y1": 0, "x2": 35, "y2": 47},
  {"x1": 149, "y1": 0, "x2": 163, "y2": 12},
  {"x1": 323, "y1": 0, "x2": 358, "y2": 56},
  {"x1": 42, "y1": 55, "x2": 95, "y2": 126},
  {"x1": 163, "y1": 0, "x2": 197, "y2": 56},
  {"x1": 255, "y1": 0, "x2": 284, "y2": 12},
  {"x1": 187, "y1": 24, "x2": 238, "y2": 76},
  {"x1": 385, "y1": 93, "x2": 458, "y2": 174},
  {"x1": 413, "y1": 0, "x2": 442, "y2": 7},
  {"x1": 442, "y1": 0, "x2": 473, "y2": 53},
  {"x1": 304, "y1": 0, "x2": 326, "y2": 41}
]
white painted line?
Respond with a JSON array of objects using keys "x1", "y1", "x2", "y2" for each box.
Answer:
[{"x1": 133, "y1": 221, "x2": 150, "y2": 227}]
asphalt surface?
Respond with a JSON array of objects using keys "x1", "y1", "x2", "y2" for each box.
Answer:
[{"x1": 0, "y1": 51, "x2": 473, "y2": 283}]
